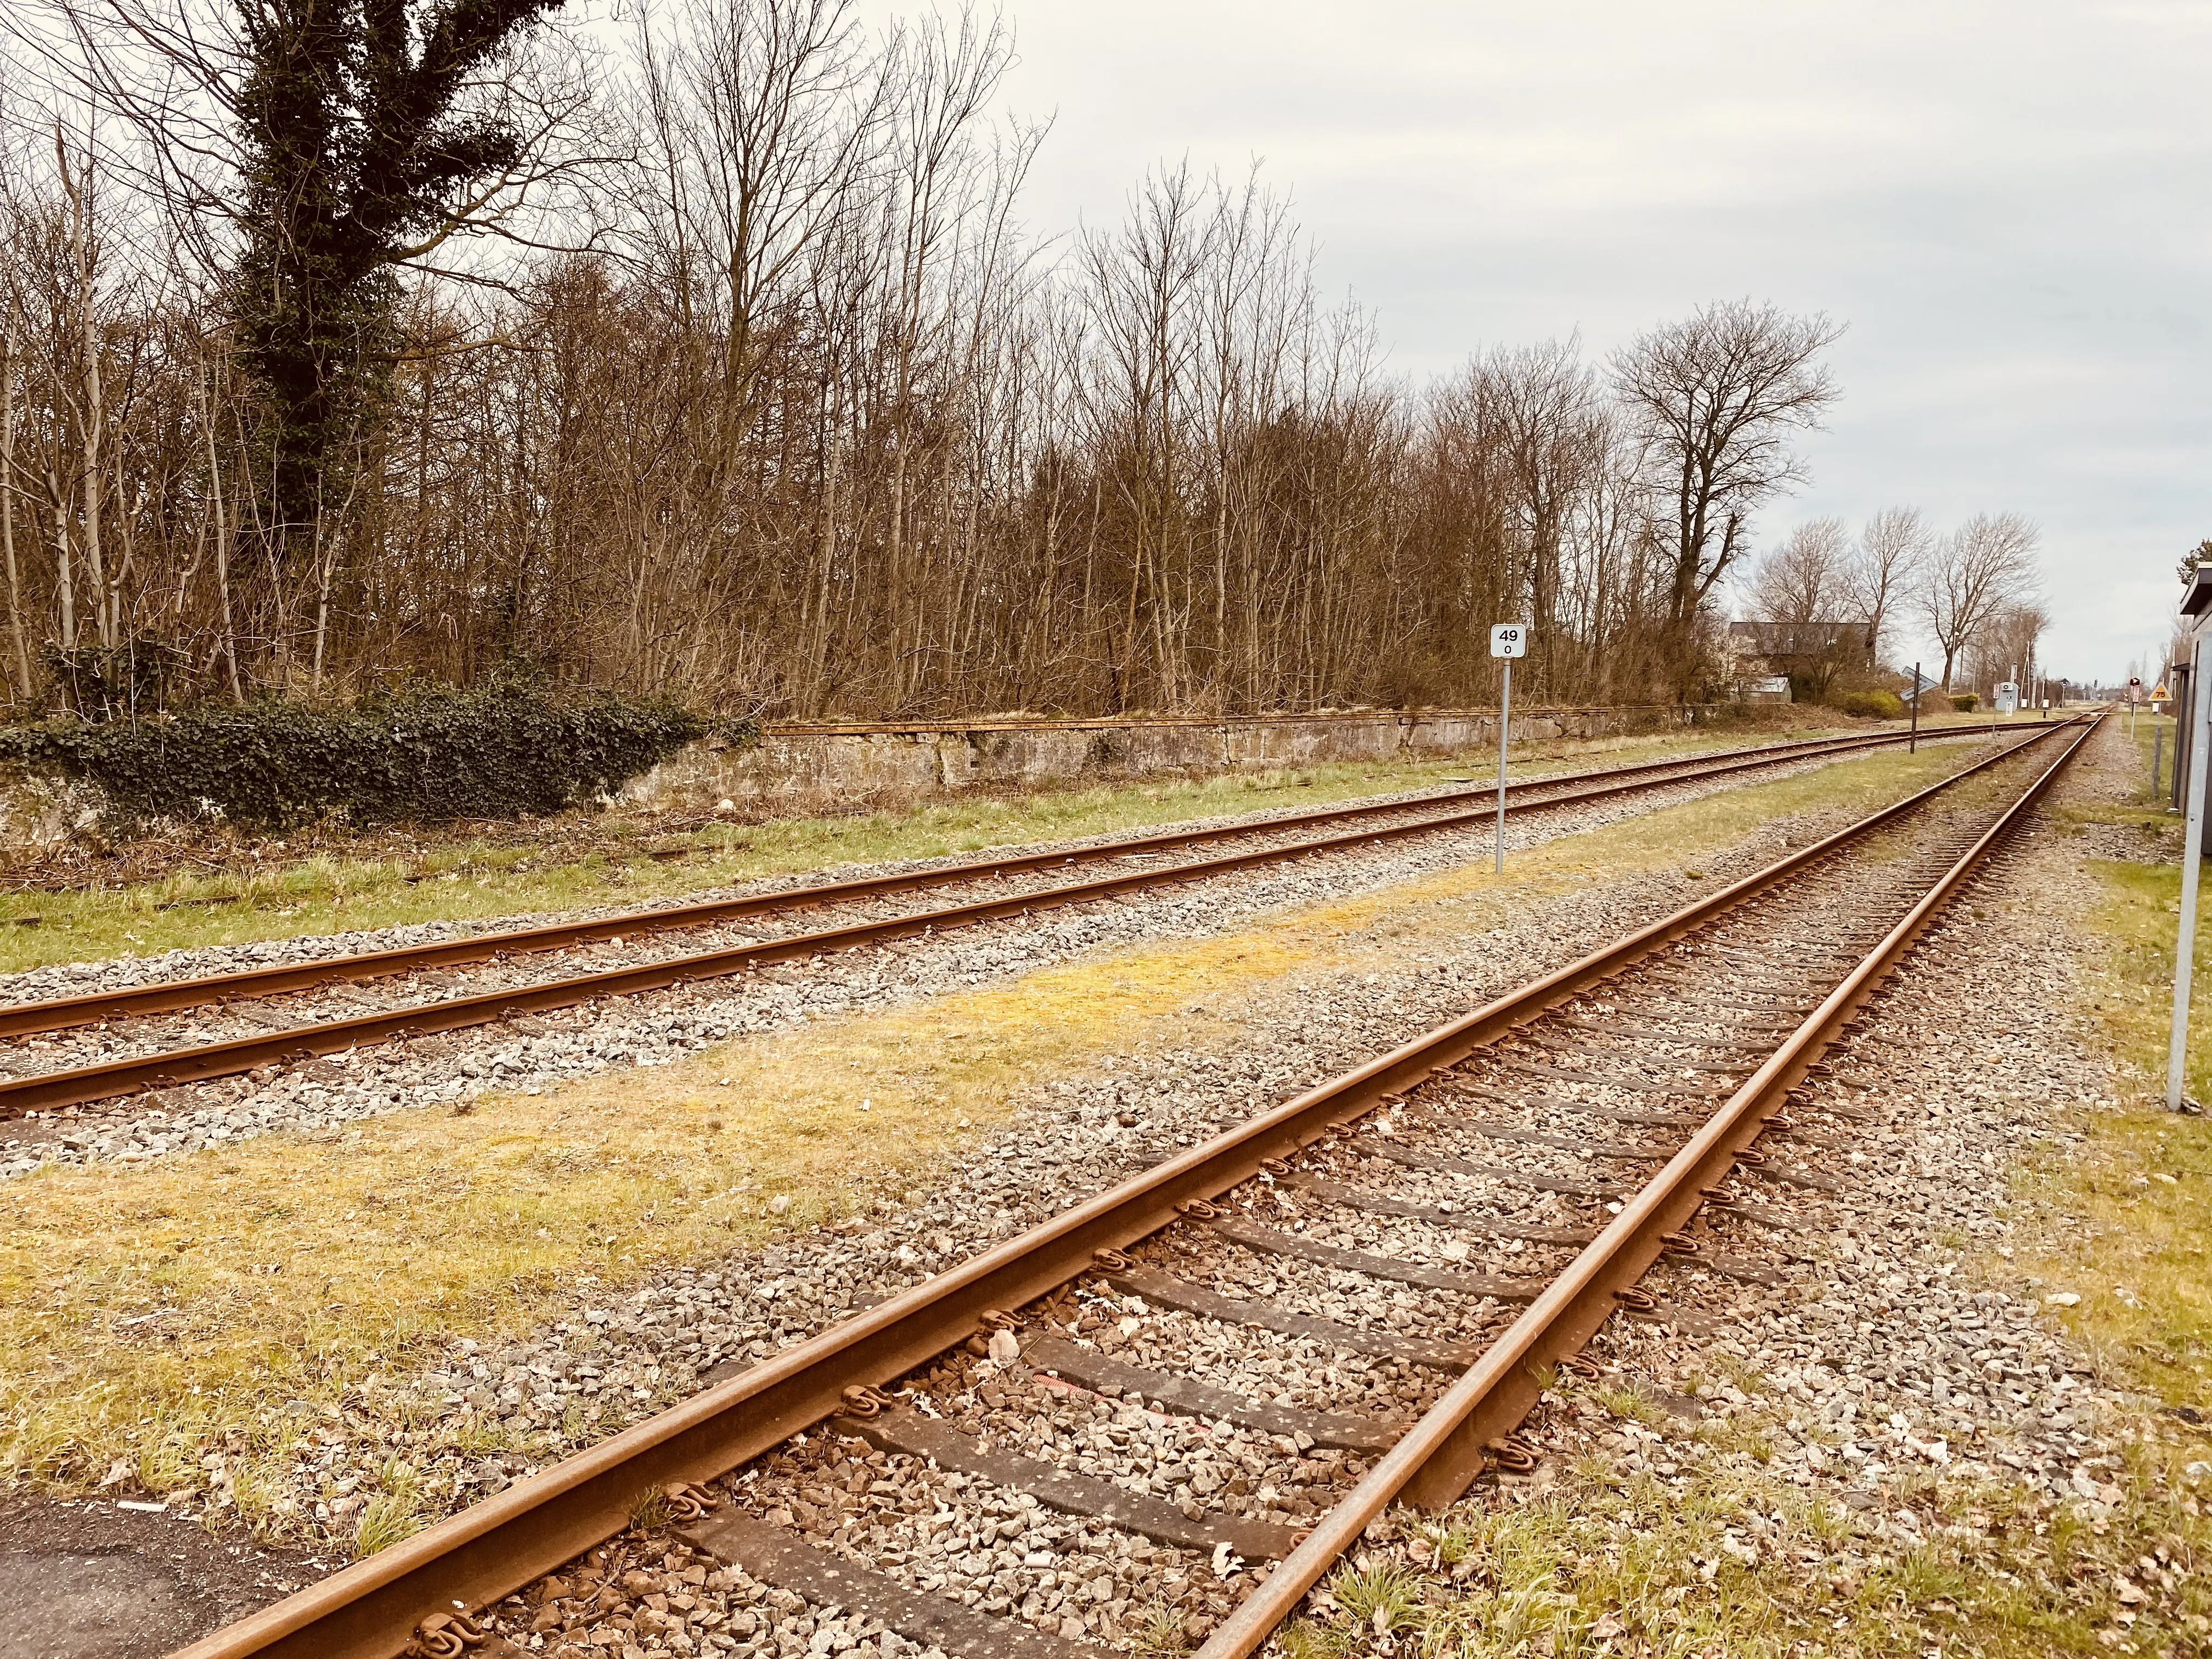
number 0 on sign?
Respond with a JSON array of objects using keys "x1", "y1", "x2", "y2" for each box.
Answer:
[{"x1": 1491, "y1": 624, "x2": 1527, "y2": 658}]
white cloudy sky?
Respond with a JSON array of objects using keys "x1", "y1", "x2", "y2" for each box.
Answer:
[{"x1": 973, "y1": 0, "x2": 2212, "y2": 684}]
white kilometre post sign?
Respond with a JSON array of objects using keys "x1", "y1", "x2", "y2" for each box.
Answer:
[{"x1": 1491, "y1": 624, "x2": 1528, "y2": 874}]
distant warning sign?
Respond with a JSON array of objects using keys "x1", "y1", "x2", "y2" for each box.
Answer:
[{"x1": 2154, "y1": 682, "x2": 2172, "y2": 701}]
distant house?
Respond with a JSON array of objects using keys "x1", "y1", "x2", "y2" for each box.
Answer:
[{"x1": 1725, "y1": 619, "x2": 1868, "y2": 703}]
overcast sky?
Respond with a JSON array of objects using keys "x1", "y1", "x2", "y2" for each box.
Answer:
[{"x1": 972, "y1": 0, "x2": 2212, "y2": 684}]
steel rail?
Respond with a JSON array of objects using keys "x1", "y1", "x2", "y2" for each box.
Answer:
[
  {"x1": 0, "y1": 725, "x2": 2023, "y2": 1118},
  {"x1": 167, "y1": 717, "x2": 2086, "y2": 1659},
  {"x1": 0, "y1": 724, "x2": 1962, "y2": 1041},
  {"x1": 1192, "y1": 712, "x2": 2101, "y2": 1656}
]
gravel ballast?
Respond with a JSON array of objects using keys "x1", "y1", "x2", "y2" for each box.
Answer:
[
  {"x1": 26, "y1": 724, "x2": 2154, "y2": 1659},
  {"x1": 119, "y1": 734, "x2": 2090, "y2": 1659}
]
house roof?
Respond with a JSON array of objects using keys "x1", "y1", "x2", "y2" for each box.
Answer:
[
  {"x1": 1728, "y1": 619, "x2": 1864, "y2": 653},
  {"x1": 2184, "y1": 565, "x2": 2212, "y2": 619}
]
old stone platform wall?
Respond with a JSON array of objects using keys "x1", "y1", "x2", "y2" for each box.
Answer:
[
  {"x1": 0, "y1": 703, "x2": 1734, "y2": 851},
  {"x1": 620, "y1": 704, "x2": 1719, "y2": 816}
]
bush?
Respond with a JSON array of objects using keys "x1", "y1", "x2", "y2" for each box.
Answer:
[
  {"x1": 1950, "y1": 693, "x2": 1979, "y2": 713},
  {"x1": 0, "y1": 684, "x2": 724, "y2": 831},
  {"x1": 1832, "y1": 690, "x2": 1906, "y2": 719}
]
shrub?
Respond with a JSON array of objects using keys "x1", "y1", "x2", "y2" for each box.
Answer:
[
  {"x1": 1832, "y1": 690, "x2": 1906, "y2": 719},
  {"x1": 1950, "y1": 693, "x2": 1979, "y2": 713},
  {"x1": 0, "y1": 684, "x2": 725, "y2": 831}
]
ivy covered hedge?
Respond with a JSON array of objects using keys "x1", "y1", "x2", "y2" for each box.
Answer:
[{"x1": 0, "y1": 685, "x2": 732, "y2": 831}]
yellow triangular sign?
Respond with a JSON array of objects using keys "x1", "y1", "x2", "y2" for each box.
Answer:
[{"x1": 2154, "y1": 682, "x2": 2172, "y2": 700}]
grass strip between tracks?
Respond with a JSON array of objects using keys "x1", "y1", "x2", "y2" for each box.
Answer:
[{"x1": 0, "y1": 736, "x2": 1996, "y2": 1550}]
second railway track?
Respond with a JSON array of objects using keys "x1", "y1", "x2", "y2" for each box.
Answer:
[
  {"x1": 173, "y1": 714, "x2": 2098, "y2": 1659},
  {"x1": 0, "y1": 722, "x2": 2008, "y2": 1120}
]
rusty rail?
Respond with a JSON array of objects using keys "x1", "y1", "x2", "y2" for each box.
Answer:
[
  {"x1": 166, "y1": 716, "x2": 2092, "y2": 1659},
  {"x1": 1192, "y1": 710, "x2": 2098, "y2": 1654},
  {"x1": 0, "y1": 724, "x2": 2006, "y2": 1116}
]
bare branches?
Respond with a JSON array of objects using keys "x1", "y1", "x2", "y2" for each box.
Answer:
[
  {"x1": 1917, "y1": 510, "x2": 2042, "y2": 690},
  {"x1": 1610, "y1": 299, "x2": 1844, "y2": 689},
  {"x1": 1745, "y1": 518, "x2": 1848, "y2": 631},
  {"x1": 1844, "y1": 504, "x2": 1928, "y2": 665},
  {"x1": 0, "y1": 0, "x2": 1869, "y2": 720}
]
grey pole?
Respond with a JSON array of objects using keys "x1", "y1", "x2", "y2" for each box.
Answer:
[
  {"x1": 1494, "y1": 657, "x2": 1511, "y2": 876},
  {"x1": 1909, "y1": 661, "x2": 1920, "y2": 754},
  {"x1": 2169, "y1": 667, "x2": 2212, "y2": 1111}
]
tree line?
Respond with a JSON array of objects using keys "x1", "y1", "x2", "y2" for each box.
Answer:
[
  {"x1": 1739, "y1": 507, "x2": 2047, "y2": 701},
  {"x1": 0, "y1": 0, "x2": 1967, "y2": 724}
]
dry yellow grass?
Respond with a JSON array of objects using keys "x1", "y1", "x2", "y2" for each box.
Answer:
[{"x1": 0, "y1": 735, "x2": 1990, "y2": 1530}]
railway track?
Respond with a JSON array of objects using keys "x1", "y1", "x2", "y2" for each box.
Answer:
[
  {"x1": 0, "y1": 723, "x2": 1997, "y2": 1120},
  {"x1": 170, "y1": 713, "x2": 2097, "y2": 1659}
]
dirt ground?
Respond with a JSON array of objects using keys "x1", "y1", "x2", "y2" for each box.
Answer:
[{"x1": 0, "y1": 1495, "x2": 328, "y2": 1659}]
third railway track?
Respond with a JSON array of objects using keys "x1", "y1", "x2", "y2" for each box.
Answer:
[{"x1": 172, "y1": 713, "x2": 2098, "y2": 1659}]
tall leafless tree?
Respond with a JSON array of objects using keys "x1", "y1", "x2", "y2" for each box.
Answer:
[
  {"x1": 1742, "y1": 517, "x2": 1858, "y2": 699},
  {"x1": 1918, "y1": 511, "x2": 2042, "y2": 690},
  {"x1": 0, "y1": 0, "x2": 1927, "y2": 723},
  {"x1": 1843, "y1": 505, "x2": 1928, "y2": 667},
  {"x1": 1611, "y1": 300, "x2": 1843, "y2": 693}
]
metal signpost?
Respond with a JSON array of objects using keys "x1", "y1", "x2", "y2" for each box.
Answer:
[
  {"x1": 1909, "y1": 661, "x2": 1921, "y2": 753},
  {"x1": 2172, "y1": 669, "x2": 2212, "y2": 1111},
  {"x1": 1489, "y1": 624, "x2": 1527, "y2": 874}
]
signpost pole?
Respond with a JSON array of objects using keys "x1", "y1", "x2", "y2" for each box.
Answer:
[
  {"x1": 2170, "y1": 668, "x2": 2212, "y2": 1111},
  {"x1": 1488, "y1": 623, "x2": 1527, "y2": 874},
  {"x1": 1495, "y1": 655, "x2": 1511, "y2": 877},
  {"x1": 1909, "y1": 661, "x2": 1920, "y2": 754}
]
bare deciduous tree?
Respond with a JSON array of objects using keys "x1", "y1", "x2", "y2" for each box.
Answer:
[
  {"x1": 1745, "y1": 517, "x2": 1847, "y2": 629},
  {"x1": 1961, "y1": 600, "x2": 2051, "y2": 700},
  {"x1": 1918, "y1": 511, "x2": 2042, "y2": 690},
  {"x1": 1742, "y1": 517, "x2": 1858, "y2": 699},
  {"x1": 1844, "y1": 504, "x2": 1928, "y2": 666},
  {"x1": 1611, "y1": 299, "x2": 1843, "y2": 692},
  {"x1": 0, "y1": 0, "x2": 1893, "y2": 721}
]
